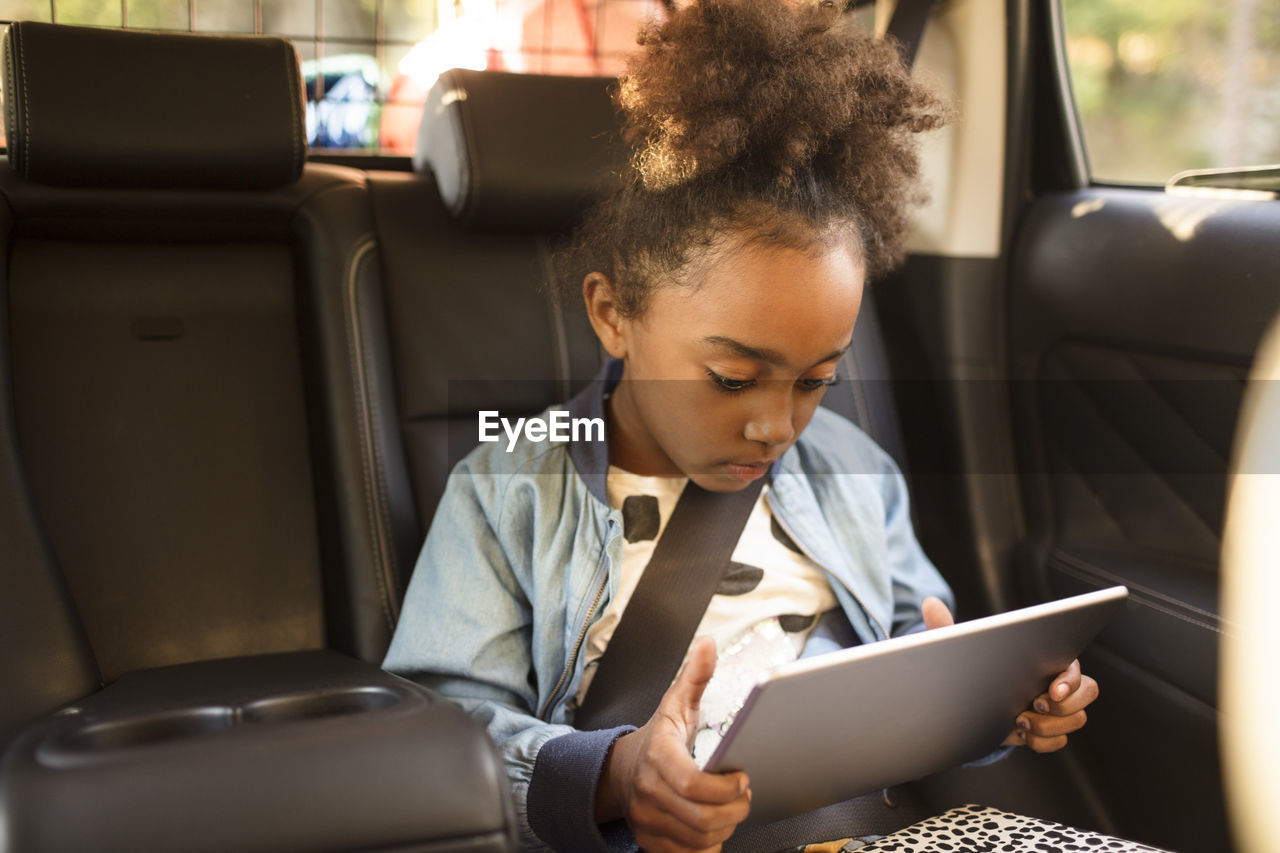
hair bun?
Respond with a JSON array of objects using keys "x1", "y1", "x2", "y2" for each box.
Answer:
[
  {"x1": 618, "y1": 0, "x2": 945, "y2": 194},
  {"x1": 550, "y1": 0, "x2": 951, "y2": 311}
]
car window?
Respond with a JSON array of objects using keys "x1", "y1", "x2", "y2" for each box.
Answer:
[
  {"x1": 1060, "y1": 0, "x2": 1280, "y2": 186},
  {"x1": 0, "y1": 0, "x2": 668, "y2": 154}
]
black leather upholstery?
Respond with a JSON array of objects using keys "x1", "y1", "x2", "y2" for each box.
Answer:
[
  {"x1": 0, "y1": 200, "x2": 100, "y2": 748},
  {"x1": 2, "y1": 22, "x2": 305, "y2": 189},
  {"x1": 1009, "y1": 189, "x2": 1280, "y2": 707},
  {"x1": 415, "y1": 68, "x2": 627, "y2": 232},
  {"x1": 0, "y1": 23, "x2": 515, "y2": 853},
  {"x1": 11, "y1": 222, "x2": 326, "y2": 678},
  {"x1": 0, "y1": 19, "x2": 404, "y2": 677},
  {"x1": 1008, "y1": 188, "x2": 1280, "y2": 851},
  {"x1": 1, "y1": 651, "x2": 513, "y2": 853},
  {"x1": 0, "y1": 164, "x2": 406, "y2": 678},
  {"x1": 369, "y1": 168, "x2": 604, "y2": 535}
]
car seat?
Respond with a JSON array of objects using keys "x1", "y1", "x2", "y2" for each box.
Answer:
[{"x1": 0, "y1": 22, "x2": 513, "y2": 853}]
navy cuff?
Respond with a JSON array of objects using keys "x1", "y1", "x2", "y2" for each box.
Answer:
[{"x1": 527, "y1": 725, "x2": 637, "y2": 853}]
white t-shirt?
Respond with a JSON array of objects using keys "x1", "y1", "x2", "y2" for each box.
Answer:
[{"x1": 575, "y1": 466, "x2": 838, "y2": 764}]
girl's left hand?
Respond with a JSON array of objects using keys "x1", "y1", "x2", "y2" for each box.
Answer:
[
  {"x1": 921, "y1": 596, "x2": 1100, "y2": 754},
  {"x1": 999, "y1": 657, "x2": 1099, "y2": 752}
]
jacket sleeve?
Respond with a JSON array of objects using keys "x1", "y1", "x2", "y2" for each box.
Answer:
[
  {"x1": 795, "y1": 407, "x2": 955, "y2": 639},
  {"x1": 381, "y1": 456, "x2": 637, "y2": 853}
]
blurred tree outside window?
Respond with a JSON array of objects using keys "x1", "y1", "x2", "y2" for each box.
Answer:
[{"x1": 1063, "y1": 0, "x2": 1280, "y2": 185}]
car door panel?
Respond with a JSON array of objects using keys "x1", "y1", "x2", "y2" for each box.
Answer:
[{"x1": 1008, "y1": 187, "x2": 1280, "y2": 851}]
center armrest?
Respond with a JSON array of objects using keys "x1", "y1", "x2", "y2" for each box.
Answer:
[{"x1": 0, "y1": 650, "x2": 515, "y2": 853}]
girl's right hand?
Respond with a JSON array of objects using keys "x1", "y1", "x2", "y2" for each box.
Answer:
[{"x1": 595, "y1": 636, "x2": 752, "y2": 852}]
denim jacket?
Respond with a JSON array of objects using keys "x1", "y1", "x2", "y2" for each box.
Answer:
[{"x1": 382, "y1": 362, "x2": 954, "y2": 852}]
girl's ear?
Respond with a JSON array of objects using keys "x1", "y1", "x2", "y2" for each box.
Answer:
[{"x1": 583, "y1": 272, "x2": 629, "y2": 359}]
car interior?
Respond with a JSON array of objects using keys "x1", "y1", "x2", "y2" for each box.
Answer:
[{"x1": 0, "y1": 2, "x2": 1277, "y2": 852}]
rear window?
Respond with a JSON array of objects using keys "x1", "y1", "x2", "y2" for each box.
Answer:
[
  {"x1": 1061, "y1": 0, "x2": 1280, "y2": 185},
  {"x1": 0, "y1": 0, "x2": 668, "y2": 154}
]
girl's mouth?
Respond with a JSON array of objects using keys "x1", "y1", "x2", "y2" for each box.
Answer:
[{"x1": 724, "y1": 461, "x2": 772, "y2": 480}]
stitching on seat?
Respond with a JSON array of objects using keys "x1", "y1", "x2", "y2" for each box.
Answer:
[
  {"x1": 18, "y1": 25, "x2": 31, "y2": 178},
  {"x1": 355, "y1": 254, "x2": 402, "y2": 611},
  {"x1": 4, "y1": 36, "x2": 15, "y2": 172},
  {"x1": 343, "y1": 236, "x2": 397, "y2": 634},
  {"x1": 285, "y1": 43, "x2": 301, "y2": 178},
  {"x1": 344, "y1": 237, "x2": 396, "y2": 633}
]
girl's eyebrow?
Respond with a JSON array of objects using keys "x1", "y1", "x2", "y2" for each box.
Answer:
[{"x1": 700, "y1": 335, "x2": 850, "y2": 370}]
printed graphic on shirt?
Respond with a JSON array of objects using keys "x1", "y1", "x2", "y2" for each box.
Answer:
[
  {"x1": 621, "y1": 494, "x2": 661, "y2": 543},
  {"x1": 717, "y1": 562, "x2": 765, "y2": 596},
  {"x1": 770, "y1": 515, "x2": 803, "y2": 554},
  {"x1": 779, "y1": 613, "x2": 817, "y2": 633}
]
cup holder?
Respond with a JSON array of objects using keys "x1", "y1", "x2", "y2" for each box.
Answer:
[
  {"x1": 50, "y1": 707, "x2": 235, "y2": 755},
  {"x1": 38, "y1": 687, "x2": 406, "y2": 768},
  {"x1": 241, "y1": 686, "x2": 401, "y2": 723}
]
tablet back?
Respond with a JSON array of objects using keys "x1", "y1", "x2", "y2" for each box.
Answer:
[{"x1": 703, "y1": 586, "x2": 1128, "y2": 826}]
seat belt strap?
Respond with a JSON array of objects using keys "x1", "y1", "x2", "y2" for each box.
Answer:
[
  {"x1": 573, "y1": 477, "x2": 766, "y2": 731},
  {"x1": 885, "y1": 0, "x2": 939, "y2": 68}
]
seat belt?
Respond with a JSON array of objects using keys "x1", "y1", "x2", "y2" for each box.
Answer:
[
  {"x1": 883, "y1": 0, "x2": 939, "y2": 69},
  {"x1": 573, "y1": 477, "x2": 765, "y2": 731}
]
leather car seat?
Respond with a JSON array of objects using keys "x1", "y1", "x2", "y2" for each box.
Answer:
[{"x1": 0, "y1": 22, "x2": 513, "y2": 853}]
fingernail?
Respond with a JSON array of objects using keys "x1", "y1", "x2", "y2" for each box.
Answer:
[
  {"x1": 1054, "y1": 683, "x2": 1068, "y2": 700},
  {"x1": 1017, "y1": 729, "x2": 1027, "y2": 742},
  {"x1": 1017, "y1": 716, "x2": 1030, "y2": 731},
  {"x1": 1034, "y1": 699, "x2": 1049, "y2": 714},
  {"x1": 738, "y1": 777, "x2": 748, "y2": 795}
]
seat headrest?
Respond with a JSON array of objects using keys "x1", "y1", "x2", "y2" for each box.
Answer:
[
  {"x1": 2, "y1": 22, "x2": 306, "y2": 190},
  {"x1": 414, "y1": 69, "x2": 628, "y2": 232}
]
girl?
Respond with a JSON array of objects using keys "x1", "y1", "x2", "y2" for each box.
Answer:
[{"x1": 384, "y1": 1, "x2": 1099, "y2": 851}]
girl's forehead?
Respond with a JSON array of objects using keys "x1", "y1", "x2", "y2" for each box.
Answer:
[
  {"x1": 682, "y1": 234, "x2": 864, "y2": 297},
  {"x1": 642, "y1": 239, "x2": 864, "y2": 365}
]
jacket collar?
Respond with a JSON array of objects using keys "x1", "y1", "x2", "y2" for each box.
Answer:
[{"x1": 565, "y1": 358, "x2": 624, "y2": 506}]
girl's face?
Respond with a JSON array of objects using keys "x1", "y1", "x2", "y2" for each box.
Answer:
[{"x1": 585, "y1": 234, "x2": 865, "y2": 492}]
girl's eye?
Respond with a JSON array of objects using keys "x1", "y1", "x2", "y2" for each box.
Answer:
[
  {"x1": 798, "y1": 376, "x2": 840, "y2": 392},
  {"x1": 707, "y1": 369, "x2": 756, "y2": 394}
]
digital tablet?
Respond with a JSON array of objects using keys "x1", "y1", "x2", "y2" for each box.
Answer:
[{"x1": 702, "y1": 585, "x2": 1128, "y2": 827}]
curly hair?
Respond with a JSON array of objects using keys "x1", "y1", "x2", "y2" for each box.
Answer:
[{"x1": 553, "y1": 0, "x2": 951, "y2": 318}]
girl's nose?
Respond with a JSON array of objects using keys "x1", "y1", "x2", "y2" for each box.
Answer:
[{"x1": 743, "y1": 385, "x2": 795, "y2": 445}]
